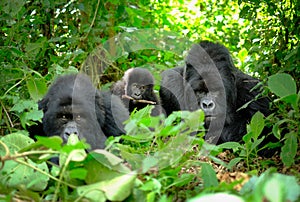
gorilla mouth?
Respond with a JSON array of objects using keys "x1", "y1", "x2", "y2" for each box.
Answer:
[
  {"x1": 132, "y1": 96, "x2": 141, "y2": 100},
  {"x1": 205, "y1": 115, "x2": 216, "y2": 120}
]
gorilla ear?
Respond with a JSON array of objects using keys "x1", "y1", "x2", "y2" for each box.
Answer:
[{"x1": 38, "y1": 97, "x2": 49, "y2": 112}]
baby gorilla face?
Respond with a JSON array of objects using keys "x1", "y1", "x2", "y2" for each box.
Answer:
[{"x1": 129, "y1": 83, "x2": 146, "y2": 100}]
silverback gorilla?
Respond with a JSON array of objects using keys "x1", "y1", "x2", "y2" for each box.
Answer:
[
  {"x1": 111, "y1": 68, "x2": 162, "y2": 116},
  {"x1": 160, "y1": 41, "x2": 271, "y2": 145},
  {"x1": 38, "y1": 74, "x2": 129, "y2": 149}
]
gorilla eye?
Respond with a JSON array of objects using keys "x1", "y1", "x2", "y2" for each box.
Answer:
[
  {"x1": 75, "y1": 115, "x2": 81, "y2": 121},
  {"x1": 58, "y1": 114, "x2": 72, "y2": 120}
]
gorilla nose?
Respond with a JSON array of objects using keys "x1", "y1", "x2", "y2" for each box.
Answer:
[
  {"x1": 133, "y1": 92, "x2": 141, "y2": 99},
  {"x1": 62, "y1": 122, "x2": 79, "y2": 142},
  {"x1": 200, "y1": 98, "x2": 215, "y2": 112}
]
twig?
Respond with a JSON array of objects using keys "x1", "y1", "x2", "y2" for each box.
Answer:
[{"x1": 122, "y1": 95, "x2": 156, "y2": 105}]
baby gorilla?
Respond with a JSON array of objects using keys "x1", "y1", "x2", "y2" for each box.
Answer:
[
  {"x1": 38, "y1": 74, "x2": 129, "y2": 149},
  {"x1": 111, "y1": 68, "x2": 161, "y2": 115}
]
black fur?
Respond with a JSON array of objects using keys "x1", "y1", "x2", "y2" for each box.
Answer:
[
  {"x1": 38, "y1": 74, "x2": 129, "y2": 149},
  {"x1": 112, "y1": 68, "x2": 162, "y2": 116},
  {"x1": 160, "y1": 41, "x2": 271, "y2": 145}
]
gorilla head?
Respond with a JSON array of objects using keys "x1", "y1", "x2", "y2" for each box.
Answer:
[
  {"x1": 160, "y1": 41, "x2": 270, "y2": 144},
  {"x1": 184, "y1": 42, "x2": 238, "y2": 128},
  {"x1": 123, "y1": 68, "x2": 156, "y2": 101},
  {"x1": 38, "y1": 74, "x2": 129, "y2": 149},
  {"x1": 112, "y1": 68, "x2": 161, "y2": 115}
]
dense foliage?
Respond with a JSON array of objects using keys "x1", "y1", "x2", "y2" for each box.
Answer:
[{"x1": 0, "y1": 0, "x2": 299, "y2": 201}]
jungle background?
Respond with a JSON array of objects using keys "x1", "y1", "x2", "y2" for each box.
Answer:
[{"x1": 0, "y1": 0, "x2": 299, "y2": 201}]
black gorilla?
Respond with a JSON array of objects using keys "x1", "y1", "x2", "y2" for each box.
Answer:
[
  {"x1": 111, "y1": 68, "x2": 162, "y2": 116},
  {"x1": 160, "y1": 41, "x2": 270, "y2": 144},
  {"x1": 38, "y1": 74, "x2": 129, "y2": 149}
]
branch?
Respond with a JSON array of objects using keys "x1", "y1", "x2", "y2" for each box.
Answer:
[{"x1": 122, "y1": 95, "x2": 157, "y2": 105}]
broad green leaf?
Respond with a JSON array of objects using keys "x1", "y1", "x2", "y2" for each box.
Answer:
[
  {"x1": 69, "y1": 168, "x2": 87, "y2": 180},
  {"x1": 250, "y1": 137, "x2": 264, "y2": 151},
  {"x1": 85, "y1": 150, "x2": 131, "y2": 184},
  {"x1": 68, "y1": 149, "x2": 87, "y2": 162},
  {"x1": 26, "y1": 76, "x2": 47, "y2": 102},
  {"x1": 268, "y1": 73, "x2": 296, "y2": 98},
  {"x1": 155, "y1": 133, "x2": 193, "y2": 169},
  {"x1": 171, "y1": 173, "x2": 194, "y2": 187},
  {"x1": 77, "y1": 171, "x2": 136, "y2": 201},
  {"x1": 280, "y1": 132, "x2": 297, "y2": 167},
  {"x1": 35, "y1": 136, "x2": 63, "y2": 150},
  {"x1": 241, "y1": 172, "x2": 300, "y2": 202},
  {"x1": 188, "y1": 193, "x2": 244, "y2": 202},
  {"x1": 142, "y1": 156, "x2": 159, "y2": 173},
  {"x1": 91, "y1": 150, "x2": 125, "y2": 167},
  {"x1": 249, "y1": 111, "x2": 265, "y2": 139},
  {"x1": 263, "y1": 176, "x2": 284, "y2": 202},
  {"x1": 281, "y1": 94, "x2": 298, "y2": 110},
  {"x1": 201, "y1": 162, "x2": 218, "y2": 188},
  {"x1": 272, "y1": 123, "x2": 281, "y2": 139},
  {"x1": 0, "y1": 133, "x2": 49, "y2": 191},
  {"x1": 228, "y1": 157, "x2": 243, "y2": 169},
  {"x1": 272, "y1": 174, "x2": 300, "y2": 201},
  {"x1": 140, "y1": 178, "x2": 161, "y2": 192},
  {"x1": 218, "y1": 142, "x2": 242, "y2": 149}
]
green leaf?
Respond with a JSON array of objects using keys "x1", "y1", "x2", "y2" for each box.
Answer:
[
  {"x1": 281, "y1": 94, "x2": 298, "y2": 110},
  {"x1": 140, "y1": 178, "x2": 161, "y2": 192},
  {"x1": 249, "y1": 112, "x2": 265, "y2": 139},
  {"x1": 268, "y1": 73, "x2": 297, "y2": 98},
  {"x1": 238, "y1": 48, "x2": 248, "y2": 62},
  {"x1": 91, "y1": 150, "x2": 125, "y2": 168},
  {"x1": 272, "y1": 123, "x2": 281, "y2": 139},
  {"x1": 0, "y1": 133, "x2": 49, "y2": 191},
  {"x1": 263, "y1": 176, "x2": 284, "y2": 202},
  {"x1": 69, "y1": 168, "x2": 87, "y2": 180},
  {"x1": 35, "y1": 136, "x2": 63, "y2": 150},
  {"x1": 228, "y1": 157, "x2": 243, "y2": 169},
  {"x1": 171, "y1": 173, "x2": 194, "y2": 187},
  {"x1": 85, "y1": 150, "x2": 131, "y2": 184},
  {"x1": 68, "y1": 149, "x2": 87, "y2": 162},
  {"x1": 77, "y1": 171, "x2": 136, "y2": 201},
  {"x1": 241, "y1": 172, "x2": 300, "y2": 202},
  {"x1": 218, "y1": 142, "x2": 242, "y2": 149},
  {"x1": 272, "y1": 174, "x2": 300, "y2": 202},
  {"x1": 26, "y1": 76, "x2": 47, "y2": 102},
  {"x1": 188, "y1": 193, "x2": 244, "y2": 202},
  {"x1": 201, "y1": 162, "x2": 218, "y2": 188},
  {"x1": 142, "y1": 156, "x2": 159, "y2": 173},
  {"x1": 280, "y1": 132, "x2": 297, "y2": 167}
]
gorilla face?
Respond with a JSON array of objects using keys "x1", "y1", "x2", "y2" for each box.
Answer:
[
  {"x1": 38, "y1": 74, "x2": 128, "y2": 149},
  {"x1": 112, "y1": 68, "x2": 161, "y2": 115},
  {"x1": 41, "y1": 94, "x2": 104, "y2": 145},
  {"x1": 160, "y1": 41, "x2": 270, "y2": 144},
  {"x1": 184, "y1": 62, "x2": 236, "y2": 127},
  {"x1": 124, "y1": 68, "x2": 156, "y2": 101},
  {"x1": 128, "y1": 83, "x2": 147, "y2": 100}
]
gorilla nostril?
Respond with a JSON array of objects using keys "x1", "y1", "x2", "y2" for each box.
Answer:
[{"x1": 201, "y1": 99, "x2": 215, "y2": 110}]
